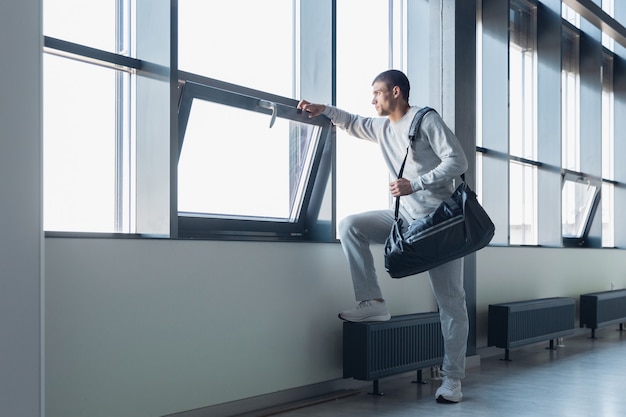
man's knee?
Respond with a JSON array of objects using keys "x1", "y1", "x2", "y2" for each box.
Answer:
[{"x1": 338, "y1": 214, "x2": 358, "y2": 241}]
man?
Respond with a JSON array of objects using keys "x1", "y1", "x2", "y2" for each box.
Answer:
[{"x1": 297, "y1": 69, "x2": 469, "y2": 404}]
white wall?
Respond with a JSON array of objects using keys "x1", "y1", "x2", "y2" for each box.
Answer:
[
  {"x1": 44, "y1": 238, "x2": 626, "y2": 417},
  {"x1": 45, "y1": 238, "x2": 436, "y2": 417}
]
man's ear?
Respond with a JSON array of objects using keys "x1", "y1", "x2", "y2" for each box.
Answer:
[{"x1": 392, "y1": 85, "x2": 401, "y2": 98}]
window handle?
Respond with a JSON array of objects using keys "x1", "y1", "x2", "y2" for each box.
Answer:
[
  {"x1": 576, "y1": 176, "x2": 591, "y2": 190},
  {"x1": 258, "y1": 100, "x2": 277, "y2": 128}
]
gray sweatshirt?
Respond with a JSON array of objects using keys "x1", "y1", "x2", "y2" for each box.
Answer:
[{"x1": 322, "y1": 105, "x2": 468, "y2": 220}]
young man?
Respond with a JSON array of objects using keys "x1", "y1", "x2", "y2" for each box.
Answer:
[{"x1": 298, "y1": 69, "x2": 469, "y2": 403}]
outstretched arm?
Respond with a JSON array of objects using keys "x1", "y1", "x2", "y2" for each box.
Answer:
[{"x1": 298, "y1": 99, "x2": 383, "y2": 144}]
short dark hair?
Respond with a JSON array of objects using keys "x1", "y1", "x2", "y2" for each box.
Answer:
[{"x1": 372, "y1": 69, "x2": 410, "y2": 102}]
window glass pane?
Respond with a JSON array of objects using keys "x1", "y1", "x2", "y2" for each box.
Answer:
[
  {"x1": 602, "y1": 0, "x2": 615, "y2": 51},
  {"x1": 602, "y1": 56, "x2": 614, "y2": 180},
  {"x1": 602, "y1": 182, "x2": 614, "y2": 247},
  {"x1": 562, "y1": 178, "x2": 597, "y2": 238},
  {"x1": 562, "y1": 32, "x2": 580, "y2": 171},
  {"x1": 601, "y1": 54, "x2": 615, "y2": 248},
  {"x1": 43, "y1": 0, "x2": 121, "y2": 54},
  {"x1": 562, "y1": 4, "x2": 580, "y2": 28},
  {"x1": 336, "y1": 0, "x2": 392, "y2": 225},
  {"x1": 509, "y1": 2, "x2": 536, "y2": 160},
  {"x1": 509, "y1": 46, "x2": 524, "y2": 156},
  {"x1": 509, "y1": 161, "x2": 537, "y2": 245},
  {"x1": 178, "y1": 100, "x2": 321, "y2": 221},
  {"x1": 178, "y1": 0, "x2": 294, "y2": 97},
  {"x1": 43, "y1": 55, "x2": 119, "y2": 232}
]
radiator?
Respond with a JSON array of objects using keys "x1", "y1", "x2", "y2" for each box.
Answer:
[
  {"x1": 580, "y1": 289, "x2": 626, "y2": 338},
  {"x1": 488, "y1": 297, "x2": 576, "y2": 361},
  {"x1": 343, "y1": 312, "x2": 443, "y2": 394}
]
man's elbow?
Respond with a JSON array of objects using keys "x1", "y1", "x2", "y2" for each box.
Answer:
[{"x1": 455, "y1": 156, "x2": 469, "y2": 175}]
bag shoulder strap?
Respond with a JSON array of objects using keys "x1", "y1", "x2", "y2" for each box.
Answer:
[
  {"x1": 408, "y1": 106, "x2": 434, "y2": 144},
  {"x1": 397, "y1": 107, "x2": 434, "y2": 179},
  {"x1": 393, "y1": 107, "x2": 433, "y2": 220}
]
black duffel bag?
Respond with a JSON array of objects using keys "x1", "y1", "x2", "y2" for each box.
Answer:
[{"x1": 384, "y1": 177, "x2": 495, "y2": 278}]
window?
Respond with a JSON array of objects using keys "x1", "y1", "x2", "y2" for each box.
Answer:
[
  {"x1": 510, "y1": 161, "x2": 537, "y2": 245},
  {"x1": 43, "y1": 0, "x2": 136, "y2": 233},
  {"x1": 335, "y1": 0, "x2": 397, "y2": 226},
  {"x1": 175, "y1": 1, "x2": 338, "y2": 241},
  {"x1": 480, "y1": 0, "x2": 624, "y2": 249},
  {"x1": 562, "y1": 173, "x2": 600, "y2": 246},
  {"x1": 176, "y1": 79, "x2": 332, "y2": 240},
  {"x1": 44, "y1": 0, "x2": 624, "y2": 247},
  {"x1": 560, "y1": 25, "x2": 604, "y2": 247},
  {"x1": 178, "y1": 0, "x2": 295, "y2": 98},
  {"x1": 509, "y1": 0, "x2": 537, "y2": 245},
  {"x1": 601, "y1": 53, "x2": 615, "y2": 247},
  {"x1": 43, "y1": 56, "x2": 133, "y2": 232},
  {"x1": 43, "y1": 0, "x2": 125, "y2": 55},
  {"x1": 509, "y1": 2, "x2": 536, "y2": 161},
  {"x1": 562, "y1": 28, "x2": 580, "y2": 172},
  {"x1": 601, "y1": 182, "x2": 615, "y2": 247},
  {"x1": 602, "y1": 0, "x2": 615, "y2": 51},
  {"x1": 562, "y1": 4, "x2": 580, "y2": 29}
]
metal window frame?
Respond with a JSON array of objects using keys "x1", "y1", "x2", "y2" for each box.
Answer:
[
  {"x1": 561, "y1": 170, "x2": 601, "y2": 247},
  {"x1": 176, "y1": 76, "x2": 333, "y2": 241},
  {"x1": 43, "y1": 36, "x2": 142, "y2": 72}
]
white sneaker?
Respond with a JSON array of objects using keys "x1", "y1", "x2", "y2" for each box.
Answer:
[
  {"x1": 435, "y1": 376, "x2": 462, "y2": 403},
  {"x1": 338, "y1": 300, "x2": 391, "y2": 322}
]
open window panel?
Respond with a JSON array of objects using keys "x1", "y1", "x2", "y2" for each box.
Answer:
[
  {"x1": 176, "y1": 79, "x2": 332, "y2": 241},
  {"x1": 561, "y1": 171, "x2": 601, "y2": 247}
]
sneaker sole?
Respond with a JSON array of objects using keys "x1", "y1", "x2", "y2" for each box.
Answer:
[
  {"x1": 436, "y1": 395, "x2": 462, "y2": 404},
  {"x1": 337, "y1": 313, "x2": 391, "y2": 322}
]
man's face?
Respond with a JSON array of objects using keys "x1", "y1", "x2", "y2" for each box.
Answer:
[{"x1": 371, "y1": 81, "x2": 396, "y2": 117}]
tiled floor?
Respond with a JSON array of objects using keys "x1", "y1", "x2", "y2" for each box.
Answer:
[{"x1": 263, "y1": 326, "x2": 626, "y2": 417}]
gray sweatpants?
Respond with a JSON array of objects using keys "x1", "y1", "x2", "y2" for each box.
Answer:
[{"x1": 338, "y1": 209, "x2": 469, "y2": 379}]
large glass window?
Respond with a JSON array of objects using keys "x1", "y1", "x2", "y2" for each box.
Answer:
[
  {"x1": 43, "y1": 0, "x2": 124, "y2": 54},
  {"x1": 176, "y1": 80, "x2": 332, "y2": 239},
  {"x1": 509, "y1": 0, "x2": 537, "y2": 245},
  {"x1": 562, "y1": 173, "x2": 600, "y2": 245},
  {"x1": 179, "y1": 101, "x2": 318, "y2": 220},
  {"x1": 335, "y1": 0, "x2": 401, "y2": 226},
  {"x1": 43, "y1": 0, "x2": 136, "y2": 233},
  {"x1": 510, "y1": 161, "x2": 537, "y2": 244},
  {"x1": 178, "y1": 0, "x2": 295, "y2": 98},
  {"x1": 43, "y1": 0, "x2": 625, "y2": 247},
  {"x1": 43, "y1": 56, "x2": 132, "y2": 232},
  {"x1": 601, "y1": 53, "x2": 615, "y2": 247},
  {"x1": 601, "y1": 182, "x2": 615, "y2": 246},
  {"x1": 561, "y1": 28, "x2": 580, "y2": 172},
  {"x1": 509, "y1": 0, "x2": 536, "y2": 161}
]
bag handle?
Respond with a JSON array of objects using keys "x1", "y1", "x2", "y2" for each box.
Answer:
[{"x1": 393, "y1": 107, "x2": 466, "y2": 220}]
